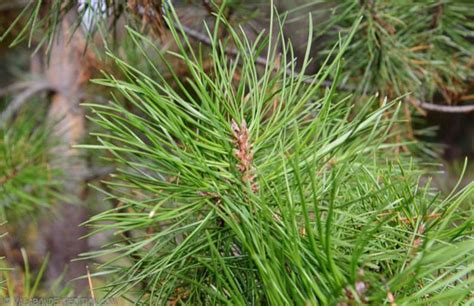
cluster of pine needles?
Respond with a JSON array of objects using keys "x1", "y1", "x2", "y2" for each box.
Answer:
[{"x1": 79, "y1": 7, "x2": 474, "y2": 304}]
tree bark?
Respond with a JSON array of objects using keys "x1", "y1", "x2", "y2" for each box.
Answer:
[{"x1": 41, "y1": 13, "x2": 92, "y2": 294}]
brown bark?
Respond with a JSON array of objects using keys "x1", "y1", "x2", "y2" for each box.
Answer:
[{"x1": 40, "y1": 14, "x2": 93, "y2": 293}]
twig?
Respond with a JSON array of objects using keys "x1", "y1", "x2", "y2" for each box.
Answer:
[
  {"x1": 0, "y1": 82, "x2": 34, "y2": 97},
  {"x1": 406, "y1": 97, "x2": 427, "y2": 116},
  {"x1": 86, "y1": 265, "x2": 96, "y2": 305},
  {"x1": 409, "y1": 99, "x2": 474, "y2": 113},
  {"x1": 0, "y1": 82, "x2": 58, "y2": 123},
  {"x1": 177, "y1": 23, "x2": 337, "y2": 88}
]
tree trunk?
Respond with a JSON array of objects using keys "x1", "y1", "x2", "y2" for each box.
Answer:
[{"x1": 41, "y1": 14, "x2": 92, "y2": 294}]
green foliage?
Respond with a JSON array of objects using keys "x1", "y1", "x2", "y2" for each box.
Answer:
[
  {"x1": 0, "y1": 112, "x2": 60, "y2": 221},
  {"x1": 0, "y1": 252, "x2": 49, "y2": 299},
  {"x1": 3, "y1": 0, "x2": 472, "y2": 103},
  {"x1": 0, "y1": 252, "x2": 75, "y2": 300},
  {"x1": 0, "y1": 0, "x2": 472, "y2": 303},
  {"x1": 81, "y1": 9, "x2": 473, "y2": 304},
  {"x1": 309, "y1": 0, "x2": 474, "y2": 102},
  {"x1": 0, "y1": 0, "x2": 121, "y2": 52}
]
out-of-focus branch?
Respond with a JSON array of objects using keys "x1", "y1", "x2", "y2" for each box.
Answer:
[
  {"x1": 180, "y1": 24, "x2": 474, "y2": 113},
  {"x1": 177, "y1": 23, "x2": 337, "y2": 88},
  {"x1": 0, "y1": 81, "x2": 58, "y2": 123},
  {"x1": 136, "y1": 3, "x2": 473, "y2": 112},
  {"x1": 0, "y1": 81, "x2": 32, "y2": 96},
  {"x1": 409, "y1": 98, "x2": 474, "y2": 113}
]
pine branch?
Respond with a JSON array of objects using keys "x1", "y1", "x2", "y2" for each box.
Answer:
[
  {"x1": 81, "y1": 8, "x2": 474, "y2": 303},
  {"x1": 410, "y1": 99, "x2": 474, "y2": 113},
  {"x1": 177, "y1": 23, "x2": 339, "y2": 89},
  {"x1": 0, "y1": 81, "x2": 33, "y2": 96},
  {"x1": 178, "y1": 24, "x2": 473, "y2": 113}
]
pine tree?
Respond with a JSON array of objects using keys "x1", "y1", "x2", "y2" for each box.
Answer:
[{"x1": 0, "y1": 0, "x2": 473, "y2": 303}]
